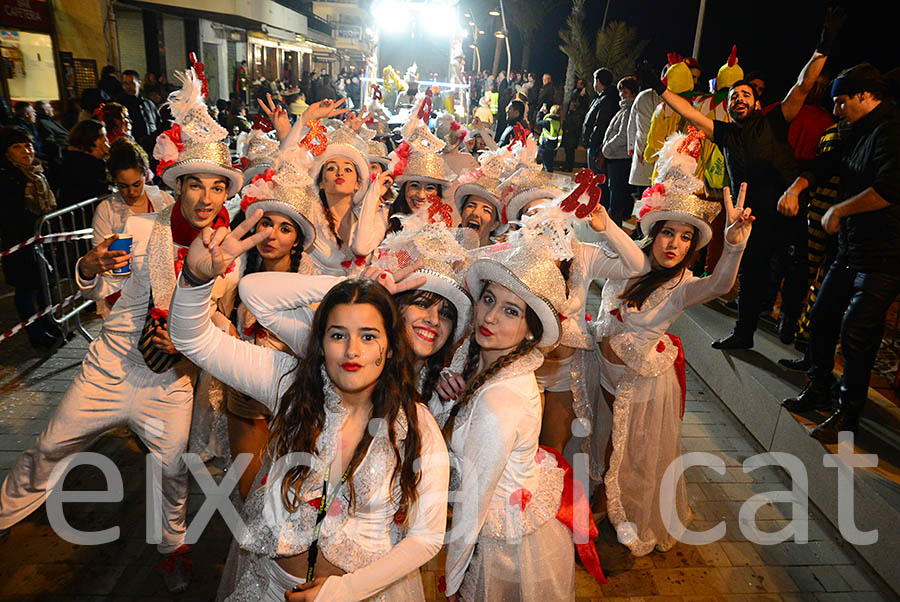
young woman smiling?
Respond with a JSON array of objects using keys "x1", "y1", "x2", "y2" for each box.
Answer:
[
  {"x1": 167, "y1": 211, "x2": 449, "y2": 601},
  {"x1": 432, "y1": 237, "x2": 593, "y2": 600},
  {"x1": 594, "y1": 133, "x2": 753, "y2": 556}
]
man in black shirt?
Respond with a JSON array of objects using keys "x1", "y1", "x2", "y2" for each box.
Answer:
[
  {"x1": 643, "y1": 8, "x2": 843, "y2": 350},
  {"x1": 582, "y1": 68, "x2": 618, "y2": 175},
  {"x1": 118, "y1": 69, "x2": 162, "y2": 157},
  {"x1": 782, "y1": 64, "x2": 900, "y2": 442},
  {"x1": 497, "y1": 99, "x2": 526, "y2": 147}
]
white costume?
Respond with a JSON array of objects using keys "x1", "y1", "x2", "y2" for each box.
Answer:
[
  {"x1": 626, "y1": 88, "x2": 661, "y2": 187},
  {"x1": 0, "y1": 205, "x2": 240, "y2": 553},
  {"x1": 167, "y1": 277, "x2": 449, "y2": 601},
  {"x1": 90, "y1": 186, "x2": 174, "y2": 318},
  {"x1": 596, "y1": 239, "x2": 745, "y2": 555}
]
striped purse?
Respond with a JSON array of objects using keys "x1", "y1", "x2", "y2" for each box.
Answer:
[{"x1": 138, "y1": 296, "x2": 182, "y2": 373}]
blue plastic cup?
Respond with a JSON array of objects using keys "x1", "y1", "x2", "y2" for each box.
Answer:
[{"x1": 108, "y1": 233, "x2": 133, "y2": 276}]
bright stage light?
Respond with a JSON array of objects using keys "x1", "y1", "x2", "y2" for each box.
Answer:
[
  {"x1": 423, "y1": 4, "x2": 457, "y2": 37},
  {"x1": 373, "y1": 2, "x2": 411, "y2": 33}
]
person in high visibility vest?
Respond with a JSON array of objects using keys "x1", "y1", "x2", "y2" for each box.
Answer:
[{"x1": 536, "y1": 104, "x2": 562, "y2": 172}]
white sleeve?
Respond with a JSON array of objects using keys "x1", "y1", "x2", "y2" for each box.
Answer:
[
  {"x1": 626, "y1": 103, "x2": 638, "y2": 152},
  {"x1": 349, "y1": 183, "x2": 389, "y2": 257},
  {"x1": 444, "y1": 387, "x2": 520, "y2": 596},
  {"x1": 581, "y1": 220, "x2": 649, "y2": 280},
  {"x1": 238, "y1": 272, "x2": 345, "y2": 355},
  {"x1": 168, "y1": 279, "x2": 297, "y2": 411},
  {"x1": 635, "y1": 93, "x2": 656, "y2": 153},
  {"x1": 75, "y1": 258, "x2": 124, "y2": 301},
  {"x1": 316, "y1": 405, "x2": 449, "y2": 600},
  {"x1": 675, "y1": 240, "x2": 746, "y2": 309},
  {"x1": 90, "y1": 200, "x2": 114, "y2": 248}
]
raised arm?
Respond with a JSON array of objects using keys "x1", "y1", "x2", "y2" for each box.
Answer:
[
  {"x1": 583, "y1": 205, "x2": 649, "y2": 280},
  {"x1": 239, "y1": 271, "x2": 345, "y2": 355},
  {"x1": 660, "y1": 90, "x2": 713, "y2": 138},
  {"x1": 315, "y1": 406, "x2": 449, "y2": 600},
  {"x1": 348, "y1": 171, "x2": 391, "y2": 256},
  {"x1": 781, "y1": 8, "x2": 845, "y2": 122}
]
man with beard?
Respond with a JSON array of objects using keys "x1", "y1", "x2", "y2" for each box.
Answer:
[{"x1": 642, "y1": 7, "x2": 844, "y2": 349}]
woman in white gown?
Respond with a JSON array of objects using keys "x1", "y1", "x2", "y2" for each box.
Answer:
[
  {"x1": 167, "y1": 213, "x2": 449, "y2": 601},
  {"x1": 594, "y1": 130, "x2": 754, "y2": 556}
]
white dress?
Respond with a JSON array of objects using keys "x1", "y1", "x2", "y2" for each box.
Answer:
[
  {"x1": 594, "y1": 239, "x2": 745, "y2": 556},
  {"x1": 168, "y1": 279, "x2": 450, "y2": 601},
  {"x1": 432, "y1": 341, "x2": 574, "y2": 601}
]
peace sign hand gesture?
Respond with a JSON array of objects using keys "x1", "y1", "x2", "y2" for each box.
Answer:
[
  {"x1": 346, "y1": 108, "x2": 374, "y2": 132},
  {"x1": 723, "y1": 182, "x2": 754, "y2": 245},
  {"x1": 185, "y1": 210, "x2": 271, "y2": 282},
  {"x1": 257, "y1": 93, "x2": 291, "y2": 141}
]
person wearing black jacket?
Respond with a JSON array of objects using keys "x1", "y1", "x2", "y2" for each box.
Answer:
[
  {"x1": 782, "y1": 64, "x2": 900, "y2": 443},
  {"x1": 497, "y1": 99, "x2": 526, "y2": 147},
  {"x1": 117, "y1": 69, "x2": 161, "y2": 157},
  {"x1": 582, "y1": 68, "x2": 618, "y2": 174}
]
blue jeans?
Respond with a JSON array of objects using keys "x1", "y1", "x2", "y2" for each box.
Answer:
[{"x1": 808, "y1": 263, "x2": 900, "y2": 401}]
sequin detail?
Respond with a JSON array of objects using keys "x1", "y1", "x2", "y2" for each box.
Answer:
[{"x1": 479, "y1": 462, "x2": 563, "y2": 541}]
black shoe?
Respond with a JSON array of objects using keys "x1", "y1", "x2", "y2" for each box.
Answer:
[
  {"x1": 712, "y1": 332, "x2": 753, "y2": 350},
  {"x1": 777, "y1": 315, "x2": 797, "y2": 344},
  {"x1": 778, "y1": 357, "x2": 811, "y2": 372},
  {"x1": 810, "y1": 399, "x2": 864, "y2": 444},
  {"x1": 782, "y1": 378, "x2": 835, "y2": 412},
  {"x1": 724, "y1": 299, "x2": 738, "y2": 310}
]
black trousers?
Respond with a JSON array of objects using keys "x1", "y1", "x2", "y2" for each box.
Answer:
[{"x1": 808, "y1": 262, "x2": 900, "y2": 401}]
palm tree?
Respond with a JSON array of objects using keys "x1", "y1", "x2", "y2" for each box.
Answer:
[
  {"x1": 559, "y1": 0, "x2": 587, "y2": 119},
  {"x1": 560, "y1": 18, "x2": 647, "y2": 86},
  {"x1": 504, "y1": 0, "x2": 558, "y2": 72}
]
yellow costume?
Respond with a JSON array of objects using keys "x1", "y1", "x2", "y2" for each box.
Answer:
[{"x1": 643, "y1": 54, "x2": 702, "y2": 180}]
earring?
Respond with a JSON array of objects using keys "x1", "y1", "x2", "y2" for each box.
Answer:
[{"x1": 526, "y1": 334, "x2": 534, "y2": 341}]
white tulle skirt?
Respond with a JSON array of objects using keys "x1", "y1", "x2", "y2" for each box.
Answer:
[
  {"x1": 599, "y1": 354, "x2": 692, "y2": 556},
  {"x1": 458, "y1": 518, "x2": 574, "y2": 602}
]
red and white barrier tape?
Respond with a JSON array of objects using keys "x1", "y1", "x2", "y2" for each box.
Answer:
[
  {"x1": 0, "y1": 229, "x2": 94, "y2": 259},
  {"x1": 0, "y1": 291, "x2": 85, "y2": 344}
]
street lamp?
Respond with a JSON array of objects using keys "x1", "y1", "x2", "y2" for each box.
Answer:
[{"x1": 489, "y1": 7, "x2": 500, "y2": 16}]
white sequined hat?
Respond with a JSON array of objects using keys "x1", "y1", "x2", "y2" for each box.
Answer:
[
  {"x1": 312, "y1": 125, "x2": 371, "y2": 204},
  {"x1": 237, "y1": 129, "x2": 280, "y2": 184},
  {"x1": 153, "y1": 62, "x2": 243, "y2": 195},
  {"x1": 637, "y1": 127, "x2": 721, "y2": 247}
]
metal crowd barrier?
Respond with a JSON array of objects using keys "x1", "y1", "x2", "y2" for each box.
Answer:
[{"x1": 32, "y1": 194, "x2": 111, "y2": 344}]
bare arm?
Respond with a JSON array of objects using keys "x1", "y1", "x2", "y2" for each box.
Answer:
[{"x1": 660, "y1": 90, "x2": 714, "y2": 138}]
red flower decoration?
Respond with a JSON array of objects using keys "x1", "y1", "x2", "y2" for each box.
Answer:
[
  {"x1": 164, "y1": 124, "x2": 184, "y2": 151},
  {"x1": 240, "y1": 195, "x2": 258, "y2": 213},
  {"x1": 656, "y1": 340, "x2": 666, "y2": 352},
  {"x1": 559, "y1": 169, "x2": 605, "y2": 219},
  {"x1": 677, "y1": 126, "x2": 706, "y2": 160},
  {"x1": 239, "y1": 157, "x2": 251, "y2": 169},
  {"x1": 260, "y1": 474, "x2": 267, "y2": 485},
  {"x1": 642, "y1": 183, "x2": 666, "y2": 199},
  {"x1": 189, "y1": 52, "x2": 209, "y2": 98},
  {"x1": 585, "y1": 313, "x2": 593, "y2": 322},
  {"x1": 438, "y1": 576, "x2": 447, "y2": 594},
  {"x1": 149, "y1": 307, "x2": 169, "y2": 320},
  {"x1": 638, "y1": 203, "x2": 656, "y2": 219},
  {"x1": 509, "y1": 488, "x2": 533, "y2": 512},
  {"x1": 173, "y1": 247, "x2": 190, "y2": 278},
  {"x1": 609, "y1": 307, "x2": 624, "y2": 322},
  {"x1": 155, "y1": 159, "x2": 175, "y2": 178}
]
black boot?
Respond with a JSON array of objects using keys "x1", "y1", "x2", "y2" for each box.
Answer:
[
  {"x1": 782, "y1": 377, "x2": 835, "y2": 412},
  {"x1": 778, "y1": 356, "x2": 811, "y2": 372},
  {"x1": 712, "y1": 331, "x2": 753, "y2": 350},
  {"x1": 777, "y1": 314, "x2": 797, "y2": 344},
  {"x1": 811, "y1": 397, "x2": 864, "y2": 444}
]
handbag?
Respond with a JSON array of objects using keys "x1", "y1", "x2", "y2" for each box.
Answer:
[{"x1": 138, "y1": 295, "x2": 182, "y2": 373}]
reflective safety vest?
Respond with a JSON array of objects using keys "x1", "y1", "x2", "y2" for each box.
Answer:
[
  {"x1": 539, "y1": 115, "x2": 562, "y2": 149},
  {"x1": 490, "y1": 92, "x2": 499, "y2": 114}
]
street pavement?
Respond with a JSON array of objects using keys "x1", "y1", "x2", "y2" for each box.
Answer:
[{"x1": 0, "y1": 314, "x2": 897, "y2": 601}]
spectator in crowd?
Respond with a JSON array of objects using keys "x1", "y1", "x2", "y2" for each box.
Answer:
[
  {"x1": 34, "y1": 101, "x2": 69, "y2": 162},
  {"x1": 562, "y1": 93, "x2": 587, "y2": 172},
  {"x1": 12, "y1": 102, "x2": 43, "y2": 159},
  {"x1": 648, "y1": 6, "x2": 842, "y2": 350},
  {"x1": 494, "y1": 72, "x2": 516, "y2": 142},
  {"x1": 118, "y1": 69, "x2": 162, "y2": 156},
  {"x1": 313, "y1": 74, "x2": 337, "y2": 103},
  {"x1": 78, "y1": 88, "x2": 105, "y2": 122},
  {"x1": 538, "y1": 74, "x2": 558, "y2": 111},
  {"x1": 226, "y1": 95, "x2": 252, "y2": 134},
  {"x1": 497, "y1": 99, "x2": 526, "y2": 147},
  {"x1": 0, "y1": 97, "x2": 12, "y2": 125},
  {"x1": 58, "y1": 120, "x2": 109, "y2": 213},
  {"x1": 745, "y1": 71, "x2": 768, "y2": 105},
  {"x1": 98, "y1": 103, "x2": 132, "y2": 145},
  {"x1": 627, "y1": 67, "x2": 662, "y2": 191},
  {"x1": 142, "y1": 72, "x2": 161, "y2": 100},
  {"x1": 582, "y1": 67, "x2": 618, "y2": 180},
  {"x1": 157, "y1": 72, "x2": 175, "y2": 97},
  {"x1": 288, "y1": 90, "x2": 309, "y2": 117},
  {"x1": 214, "y1": 99, "x2": 229, "y2": 130},
  {"x1": 783, "y1": 63, "x2": 900, "y2": 443},
  {"x1": 602, "y1": 76, "x2": 639, "y2": 225},
  {"x1": 99, "y1": 65, "x2": 123, "y2": 101},
  {"x1": 0, "y1": 126, "x2": 59, "y2": 349},
  {"x1": 536, "y1": 104, "x2": 562, "y2": 172},
  {"x1": 685, "y1": 57, "x2": 703, "y2": 92}
]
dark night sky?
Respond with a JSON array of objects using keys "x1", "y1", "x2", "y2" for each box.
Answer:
[{"x1": 475, "y1": 0, "x2": 895, "y2": 104}]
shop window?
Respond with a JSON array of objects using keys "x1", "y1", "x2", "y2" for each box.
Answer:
[{"x1": 1, "y1": 28, "x2": 58, "y2": 101}]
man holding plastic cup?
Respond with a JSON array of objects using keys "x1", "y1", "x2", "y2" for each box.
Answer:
[{"x1": 0, "y1": 64, "x2": 244, "y2": 594}]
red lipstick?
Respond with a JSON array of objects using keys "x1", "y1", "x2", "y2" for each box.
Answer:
[
  {"x1": 341, "y1": 362, "x2": 362, "y2": 372},
  {"x1": 335, "y1": 177, "x2": 346, "y2": 184},
  {"x1": 478, "y1": 326, "x2": 494, "y2": 337}
]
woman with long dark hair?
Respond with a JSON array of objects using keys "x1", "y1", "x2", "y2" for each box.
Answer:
[
  {"x1": 167, "y1": 212, "x2": 449, "y2": 600},
  {"x1": 432, "y1": 232, "x2": 600, "y2": 600},
  {"x1": 593, "y1": 130, "x2": 753, "y2": 556}
]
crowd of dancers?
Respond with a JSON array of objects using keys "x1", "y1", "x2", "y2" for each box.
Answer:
[{"x1": 0, "y1": 50, "x2": 756, "y2": 601}]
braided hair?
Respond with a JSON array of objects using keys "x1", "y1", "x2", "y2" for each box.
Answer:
[
  {"x1": 316, "y1": 158, "x2": 361, "y2": 246},
  {"x1": 441, "y1": 293, "x2": 543, "y2": 438}
]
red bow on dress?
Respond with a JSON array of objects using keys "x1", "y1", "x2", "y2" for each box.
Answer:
[{"x1": 341, "y1": 255, "x2": 367, "y2": 269}]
